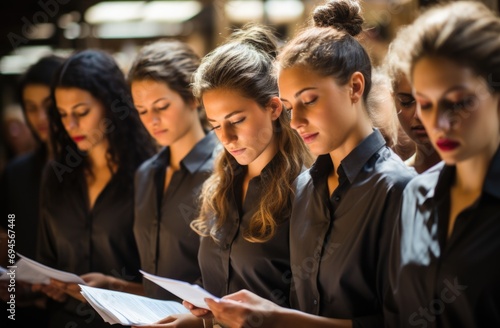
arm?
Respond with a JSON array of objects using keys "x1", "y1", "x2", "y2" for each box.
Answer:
[{"x1": 205, "y1": 290, "x2": 352, "y2": 328}]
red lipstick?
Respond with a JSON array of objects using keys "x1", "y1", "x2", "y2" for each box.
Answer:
[
  {"x1": 436, "y1": 139, "x2": 460, "y2": 151},
  {"x1": 72, "y1": 135, "x2": 86, "y2": 143}
]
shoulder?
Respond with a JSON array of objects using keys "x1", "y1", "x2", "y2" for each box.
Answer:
[
  {"x1": 293, "y1": 167, "x2": 314, "y2": 193},
  {"x1": 402, "y1": 161, "x2": 444, "y2": 200},
  {"x1": 135, "y1": 149, "x2": 164, "y2": 177},
  {"x1": 372, "y1": 146, "x2": 418, "y2": 191},
  {"x1": 3, "y1": 151, "x2": 38, "y2": 176}
]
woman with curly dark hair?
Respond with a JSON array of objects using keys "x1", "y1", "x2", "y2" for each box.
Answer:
[{"x1": 32, "y1": 49, "x2": 156, "y2": 328}]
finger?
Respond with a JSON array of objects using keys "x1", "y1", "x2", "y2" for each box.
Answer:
[
  {"x1": 182, "y1": 300, "x2": 194, "y2": 310},
  {"x1": 190, "y1": 308, "x2": 210, "y2": 317}
]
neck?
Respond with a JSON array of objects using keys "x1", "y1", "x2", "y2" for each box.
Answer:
[
  {"x1": 413, "y1": 143, "x2": 441, "y2": 174},
  {"x1": 169, "y1": 122, "x2": 205, "y2": 171},
  {"x1": 454, "y1": 140, "x2": 499, "y2": 192},
  {"x1": 329, "y1": 117, "x2": 373, "y2": 171},
  {"x1": 87, "y1": 141, "x2": 112, "y2": 173},
  {"x1": 247, "y1": 137, "x2": 278, "y2": 179}
]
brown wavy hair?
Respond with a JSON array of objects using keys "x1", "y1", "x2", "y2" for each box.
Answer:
[{"x1": 190, "y1": 24, "x2": 313, "y2": 243}]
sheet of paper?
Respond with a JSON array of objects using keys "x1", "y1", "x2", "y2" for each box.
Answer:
[
  {"x1": 140, "y1": 270, "x2": 220, "y2": 310},
  {"x1": 80, "y1": 285, "x2": 189, "y2": 326},
  {"x1": 11, "y1": 253, "x2": 86, "y2": 284}
]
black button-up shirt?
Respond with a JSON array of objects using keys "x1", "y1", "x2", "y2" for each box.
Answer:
[
  {"x1": 37, "y1": 163, "x2": 142, "y2": 328},
  {"x1": 134, "y1": 132, "x2": 218, "y2": 299},
  {"x1": 386, "y1": 146, "x2": 500, "y2": 328},
  {"x1": 290, "y1": 129, "x2": 415, "y2": 327},
  {"x1": 198, "y1": 155, "x2": 293, "y2": 307},
  {"x1": 1, "y1": 147, "x2": 46, "y2": 259}
]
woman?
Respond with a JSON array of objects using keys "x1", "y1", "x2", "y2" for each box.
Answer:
[
  {"x1": 0, "y1": 54, "x2": 64, "y2": 328},
  {"x1": 383, "y1": 25, "x2": 441, "y2": 174},
  {"x1": 198, "y1": 1, "x2": 415, "y2": 327},
  {"x1": 386, "y1": 2, "x2": 500, "y2": 327},
  {"x1": 33, "y1": 49, "x2": 156, "y2": 328},
  {"x1": 128, "y1": 39, "x2": 218, "y2": 300},
  {"x1": 139, "y1": 24, "x2": 313, "y2": 328}
]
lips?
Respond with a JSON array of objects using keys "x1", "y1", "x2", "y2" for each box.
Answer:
[
  {"x1": 436, "y1": 138, "x2": 460, "y2": 151},
  {"x1": 72, "y1": 135, "x2": 86, "y2": 143},
  {"x1": 229, "y1": 148, "x2": 246, "y2": 156},
  {"x1": 300, "y1": 132, "x2": 319, "y2": 144},
  {"x1": 153, "y1": 129, "x2": 168, "y2": 136},
  {"x1": 411, "y1": 126, "x2": 427, "y2": 135}
]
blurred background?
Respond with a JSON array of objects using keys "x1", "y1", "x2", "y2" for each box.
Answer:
[{"x1": 0, "y1": 0, "x2": 498, "y2": 171}]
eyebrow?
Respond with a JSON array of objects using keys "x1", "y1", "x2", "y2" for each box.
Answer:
[
  {"x1": 207, "y1": 110, "x2": 244, "y2": 122},
  {"x1": 135, "y1": 97, "x2": 168, "y2": 109},
  {"x1": 280, "y1": 87, "x2": 318, "y2": 102},
  {"x1": 57, "y1": 102, "x2": 89, "y2": 112},
  {"x1": 415, "y1": 85, "x2": 468, "y2": 98}
]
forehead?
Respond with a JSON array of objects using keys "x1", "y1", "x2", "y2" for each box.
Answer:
[
  {"x1": 278, "y1": 66, "x2": 338, "y2": 98},
  {"x1": 412, "y1": 57, "x2": 481, "y2": 96},
  {"x1": 203, "y1": 88, "x2": 258, "y2": 119}
]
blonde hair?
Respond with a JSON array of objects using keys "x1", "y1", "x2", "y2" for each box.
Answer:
[{"x1": 190, "y1": 24, "x2": 313, "y2": 243}]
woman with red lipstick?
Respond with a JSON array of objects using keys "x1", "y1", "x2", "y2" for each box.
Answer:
[
  {"x1": 383, "y1": 25, "x2": 441, "y2": 174},
  {"x1": 0, "y1": 54, "x2": 64, "y2": 328},
  {"x1": 32, "y1": 49, "x2": 155, "y2": 328},
  {"x1": 136, "y1": 24, "x2": 313, "y2": 328},
  {"x1": 385, "y1": 2, "x2": 500, "y2": 327},
  {"x1": 195, "y1": 1, "x2": 415, "y2": 327}
]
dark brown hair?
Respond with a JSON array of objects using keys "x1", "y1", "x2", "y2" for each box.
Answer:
[{"x1": 277, "y1": 0, "x2": 372, "y2": 101}]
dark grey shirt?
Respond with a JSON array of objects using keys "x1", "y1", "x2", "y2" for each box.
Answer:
[
  {"x1": 290, "y1": 129, "x2": 415, "y2": 327},
  {"x1": 37, "y1": 163, "x2": 142, "y2": 328},
  {"x1": 386, "y1": 146, "x2": 500, "y2": 328},
  {"x1": 198, "y1": 155, "x2": 292, "y2": 307},
  {"x1": 134, "y1": 132, "x2": 218, "y2": 300}
]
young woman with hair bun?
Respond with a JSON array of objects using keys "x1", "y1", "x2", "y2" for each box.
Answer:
[{"x1": 197, "y1": 1, "x2": 415, "y2": 327}]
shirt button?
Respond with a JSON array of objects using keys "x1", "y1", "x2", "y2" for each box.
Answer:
[
  {"x1": 334, "y1": 196, "x2": 340, "y2": 202},
  {"x1": 313, "y1": 299, "x2": 318, "y2": 305}
]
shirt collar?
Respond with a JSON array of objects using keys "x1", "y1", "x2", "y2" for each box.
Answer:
[
  {"x1": 434, "y1": 144, "x2": 500, "y2": 200},
  {"x1": 482, "y1": 144, "x2": 500, "y2": 199},
  {"x1": 309, "y1": 128, "x2": 386, "y2": 183},
  {"x1": 340, "y1": 128, "x2": 386, "y2": 183},
  {"x1": 152, "y1": 131, "x2": 219, "y2": 174}
]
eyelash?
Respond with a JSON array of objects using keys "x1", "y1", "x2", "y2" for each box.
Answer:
[
  {"x1": 419, "y1": 98, "x2": 475, "y2": 111},
  {"x1": 138, "y1": 104, "x2": 170, "y2": 116},
  {"x1": 59, "y1": 109, "x2": 90, "y2": 118},
  {"x1": 303, "y1": 97, "x2": 317, "y2": 106},
  {"x1": 210, "y1": 118, "x2": 246, "y2": 131}
]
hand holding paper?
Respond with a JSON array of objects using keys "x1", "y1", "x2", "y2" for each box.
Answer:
[{"x1": 140, "y1": 270, "x2": 220, "y2": 310}]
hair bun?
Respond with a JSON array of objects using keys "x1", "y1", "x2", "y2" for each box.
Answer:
[
  {"x1": 313, "y1": 0, "x2": 364, "y2": 37},
  {"x1": 229, "y1": 23, "x2": 278, "y2": 59}
]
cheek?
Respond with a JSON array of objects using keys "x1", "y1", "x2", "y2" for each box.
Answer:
[{"x1": 247, "y1": 119, "x2": 274, "y2": 148}]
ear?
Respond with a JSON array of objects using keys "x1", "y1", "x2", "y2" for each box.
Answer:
[
  {"x1": 189, "y1": 98, "x2": 201, "y2": 111},
  {"x1": 268, "y1": 96, "x2": 283, "y2": 121},
  {"x1": 349, "y1": 72, "x2": 365, "y2": 104}
]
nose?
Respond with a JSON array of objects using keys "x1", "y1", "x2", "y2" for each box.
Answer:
[
  {"x1": 289, "y1": 109, "x2": 306, "y2": 131},
  {"x1": 433, "y1": 108, "x2": 458, "y2": 133},
  {"x1": 219, "y1": 124, "x2": 237, "y2": 145},
  {"x1": 145, "y1": 111, "x2": 160, "y2": 127},
  {"x1": 64, "y1": 114, "x2": 78, "y2": 131}
]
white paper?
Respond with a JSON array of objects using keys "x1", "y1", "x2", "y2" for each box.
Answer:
[
  {"x1": 140, "y1": 270, "x2": 220, "y2": 310},
  {"x1": 5, "y1": 253, "x2": 87, "y2": 284},
  {"x1": 80, "y1": 285, "x2": 189, "y2": 325}
]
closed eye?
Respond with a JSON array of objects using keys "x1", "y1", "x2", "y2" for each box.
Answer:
[
  {"x1": 304, "y1": 97, "x2": 317, "y2": 105},
  {"x1": 157, "y1": 104, "x2": 170, "y2": 111},
  {"x1": 231, "y1": 118, "x2": 245, "y2": 125}
]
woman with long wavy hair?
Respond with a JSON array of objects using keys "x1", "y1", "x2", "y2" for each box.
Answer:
[{"x1": 137, "y1": 24, "x2": 313, "y2": 328}]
